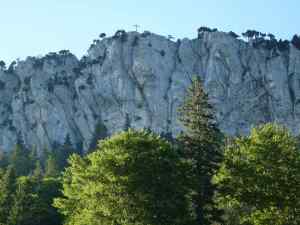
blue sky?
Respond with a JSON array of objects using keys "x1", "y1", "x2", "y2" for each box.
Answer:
[{"x1": 0, "y1": 0, "x2": 299, "y2": 63}]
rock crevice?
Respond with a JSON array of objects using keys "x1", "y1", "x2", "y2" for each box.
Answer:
[{"x1": 1, "y1": 31, "x2": 300, "y2": 152}]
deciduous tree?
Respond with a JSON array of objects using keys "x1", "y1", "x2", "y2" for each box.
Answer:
[
  {"x1": 213, "y1": 124, "x2": 300, "y2": 225},
  {"x1": 54, "y1": 130, "x2": 196, "y2": 225}
]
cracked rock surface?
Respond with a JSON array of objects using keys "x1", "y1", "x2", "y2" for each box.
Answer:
[{"x1": 1, "y1": 31, "x2": 300, "y2": 152}]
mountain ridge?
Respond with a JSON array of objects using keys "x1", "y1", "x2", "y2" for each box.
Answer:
[{"x1": 0, "y1": 29, "x2": 300, "y2": 152}]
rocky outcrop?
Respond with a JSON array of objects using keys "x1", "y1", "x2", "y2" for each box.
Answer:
[{"x1": 1, "y1": 30, "x2": 300, "y2": 152}]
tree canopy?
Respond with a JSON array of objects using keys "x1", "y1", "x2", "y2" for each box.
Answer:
[
  {"x1": 292, "y1": 35, "x2": 300, "y2": 50},
  {"x1": 54, "y1": 129, "x2": 196, "y2": 225},
  {"x1": 213, "y1": 124, "x2": 300, "y2": 225}
]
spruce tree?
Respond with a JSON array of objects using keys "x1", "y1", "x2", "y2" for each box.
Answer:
[
  {"x1": 0, "y1": 167, "x2": 16, "y2": 224},
  {"x1": 7, "y1": 176, "x2": 56, "y2": 225},
  {"x1": 54, "y1": 134, "x2": 78, "y2": 170},
  {"x1": 40, "y1": 147, "x2": 50, "y2": 168},
  {"x1": 33, "y1": 161, "x2": 43, "y2": 179},
  {"x1": 178, "y1": 77, "x2": 223, "y2": 225},
  {"x1": 9, "y1": 144, "x2": 31, "y2": 176},
  {"x1": 88, "y1": 121, "x2": 108, "y2": 152},
  {"x1": 0, "y1": 151, "x2": 8, "y2": 169},
  {"x1": 7, "y1": 176, "x2": 62, "y2": 225},
  {"x1": 7, "y1": 178, "x2": 33, "y2": 225},
  {"x1": 28, "y1": 147, "x2": 39, "y2": 174},
  {"x1": 44, "y1": 154, "x2": 60, "y2": 177}
]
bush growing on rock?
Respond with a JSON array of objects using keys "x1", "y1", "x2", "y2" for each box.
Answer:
[
  {"x1": 197, "y1": 26, "x2": 218, "y2": 38},
  {"x1": 228, "y1": 31, "x2": 239, "y2": 38},
  {"x1": 160, "y1": 50, "x2": 166, "y2": 56},
  {"x1": 7, "y1": 61, "x2": 16, "y2": 73},
  {"x1": 292, "y1": 35, "x2": 300, "y2": 50},
  {"x1": 0, "y1": 60, "x2": 6, "y2": 70},
  {"x1": 99, "y1": 33, "x2": 106, "y2": 38},
  {"x1": 113, "y1": 30, "x2": 127, "y2": 42}
]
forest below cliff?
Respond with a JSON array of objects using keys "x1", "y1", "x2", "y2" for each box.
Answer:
[{"x1": 0, "y1": 76, "x2": 299, "y2": 225}]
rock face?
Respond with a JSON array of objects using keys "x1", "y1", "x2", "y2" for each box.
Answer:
[{"x1": 1, "y1": 30, "x2": 300, "y2": 152}]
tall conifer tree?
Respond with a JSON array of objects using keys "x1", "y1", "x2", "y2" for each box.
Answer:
[
  {"x1": 0, "y1": 167, "x2": 16, "y2": 224},
  {"x1": 44, "y1": 154, "x2": 60, "y2": 177},
  {"x1": 9, "y1": 144, "x2": 31, "y2": 177},
  {"x1": 178, "y1": 77, "x2": 223, "y2": 225}
]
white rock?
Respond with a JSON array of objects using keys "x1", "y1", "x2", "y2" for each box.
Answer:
[{"x1": 0, "y1": 31, "x2": 300, "y2": 152}]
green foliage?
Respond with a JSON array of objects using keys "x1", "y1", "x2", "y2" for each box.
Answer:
[
  {"x1": 88, "y1": 121, "x2": 108, "y2": 152},
  {"x1": 37, "y1": 178, "x2": 63, "y2": 225},
  {"x1": 32, "y1": 161, "x2": 43, "y2": 179},
  {"x1": 0, "y1": 145, "x2": 64, "y2": 225},
  {"x1": 0, "y1": 167, "x2": 16, "y2": 224},
  {"x1": 8, "y1": 144, "x2": 32, "y2": 177},
  {"x1": 8, "y1": 176, "x2": 41, "y2": 225},
  {"x1": 0, "y1": 74, "x2": 299, "y2": 225},
  {"x1": 8, "y1": 176, "x2": 62, "y2": 225},
  {"x1": 29, "y1": 147, "x2": 40, "y2": 174},
  {"x1": 0, "y1": 152, "x2": 8, "y2": 168},
  {"x1": 49, "y1": 135, "x2": 80, "y2": 173},
  {"x1": 178, "y1": 77, "x2": 224, "y2": 225},
  {"x1": 44, "y1": 153, "x2": 60, "y2": 177},
  {"x1": 54, "y1": 129, "x2": 196, "y2": 225},
  {"x1": 213, "y1": 124, "x2": 300, "y2": 225}
]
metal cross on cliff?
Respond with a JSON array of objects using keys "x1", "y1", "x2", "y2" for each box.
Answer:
[{"x1": 133, "y1": 24, "x2": 140, "y2": 32}]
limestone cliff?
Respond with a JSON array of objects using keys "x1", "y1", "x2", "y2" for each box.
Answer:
[{"x1": 1, "y1": 30, "x2": 300, "y2": 152}]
